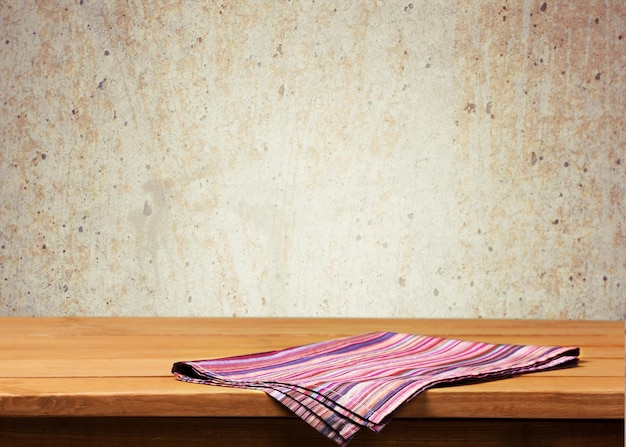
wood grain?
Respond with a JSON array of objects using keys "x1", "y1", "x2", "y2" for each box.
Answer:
[
  {"x1": 0, "y1": 375, "x2": 622, "y2": 418},
  {"x1": 0, "y1": 318, "x2": 623, "y2": 445}
]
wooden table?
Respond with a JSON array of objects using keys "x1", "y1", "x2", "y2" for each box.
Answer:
[{"x1": 0, "y1": 318, "x2": 623, "y2": 446}]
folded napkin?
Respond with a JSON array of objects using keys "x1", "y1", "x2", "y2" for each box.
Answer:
[{"x1": 172, "y1": 331, "x2": 579, "y2": 445}]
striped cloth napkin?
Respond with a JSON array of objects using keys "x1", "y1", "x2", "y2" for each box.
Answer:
[{"x1": 172, "y1": 331, "x2": 579, "y2": 445}]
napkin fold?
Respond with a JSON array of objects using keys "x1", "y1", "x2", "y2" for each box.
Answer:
[{"x1": 172, "y1": 331, "x2": 579, "y2": 445}]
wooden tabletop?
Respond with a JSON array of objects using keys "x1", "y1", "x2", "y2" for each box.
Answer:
[{"x1": 0, "y1": 318, "x2": 623, "y2": 420}]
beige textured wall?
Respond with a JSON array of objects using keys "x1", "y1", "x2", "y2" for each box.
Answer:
[{"x1": 1, "y1": 1, "x2": 623, "y2": 319}]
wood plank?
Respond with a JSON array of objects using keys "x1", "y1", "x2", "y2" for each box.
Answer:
[
  {"x1": 0, "y1": 417, "x2": 623, "y2": 447},
  {"x1": 0, "y1": 356, "x2": 621, "y2": 378},
  {"x1": 0, "y1": 317, "x2": 622, "y2": 337},
  {"x1": 0, "y1": 344, "x2": 619, "y2": 363},
  {"x1": 0, "y1": 376, "x2": 622, "y2": 418},
  {"x1": 0, "y1": 329, "x2": 621, "y2": 357},
  {"x1": 2, "y1": 333, "x2": 621, "y2": 351}
]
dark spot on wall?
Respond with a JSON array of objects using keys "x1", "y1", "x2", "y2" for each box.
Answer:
[
  {"x1": 464, "y1": 103, "x2": 476, "y2": 113},
  {"x1": 540, "y1": 2, "x2": 547, "y2": 12},
  {"x1": 563, "y1": 161, "x2": 569, "y2": 167},
  {"x1": 78, "y1": 226, "x2": 83, "y2": 233},
  {"x1": 397, "y1": 277, "x2": 406, "y2": 287},
  {"x1": 97, "y1": 78, "x2": 106, "y2": 89},
  {"x1": 595, "y1": 18, "x2": 599, "y2": 24},
  {"x1": 603, "y1": 276, "x2": 608, "y2": 281},
  {"x1": 143, "y1": 201, "x2": 153, "y2": 216},
  {"x1": 552, "y1": 219, "x2": 559, "y2": 224},
  {"x1": 595, "y1": 72, "x2": 601, "y2": 80},
  {"x1": 617, "y1": 159, "x2": 622, "y2": 165},
  {"x1": 41, "y1": 154, "x2": 46, "y2": 160},
  {"x1": 531, "y1": 151, "x2": 537, "y2": 165},
  {"x1": 104, "y1": 50, "x2": 110, "y2": 56},
  {"x1": 42, "y1": 244, "x2": 46, "y2": 250}
]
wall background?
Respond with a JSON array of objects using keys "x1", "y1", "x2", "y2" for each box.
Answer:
[{"x1": 1, "y1": 1, "x2": 624, "y2": 319}]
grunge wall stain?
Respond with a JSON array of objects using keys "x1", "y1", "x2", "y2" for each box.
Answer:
[{"x1": 0, "y1": 1, "x2": 623, "y2": 319}]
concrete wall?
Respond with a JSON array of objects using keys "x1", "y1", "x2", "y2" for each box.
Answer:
[{"x1": 1, "y1": 1, "x2": 623, "y2": 319}]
